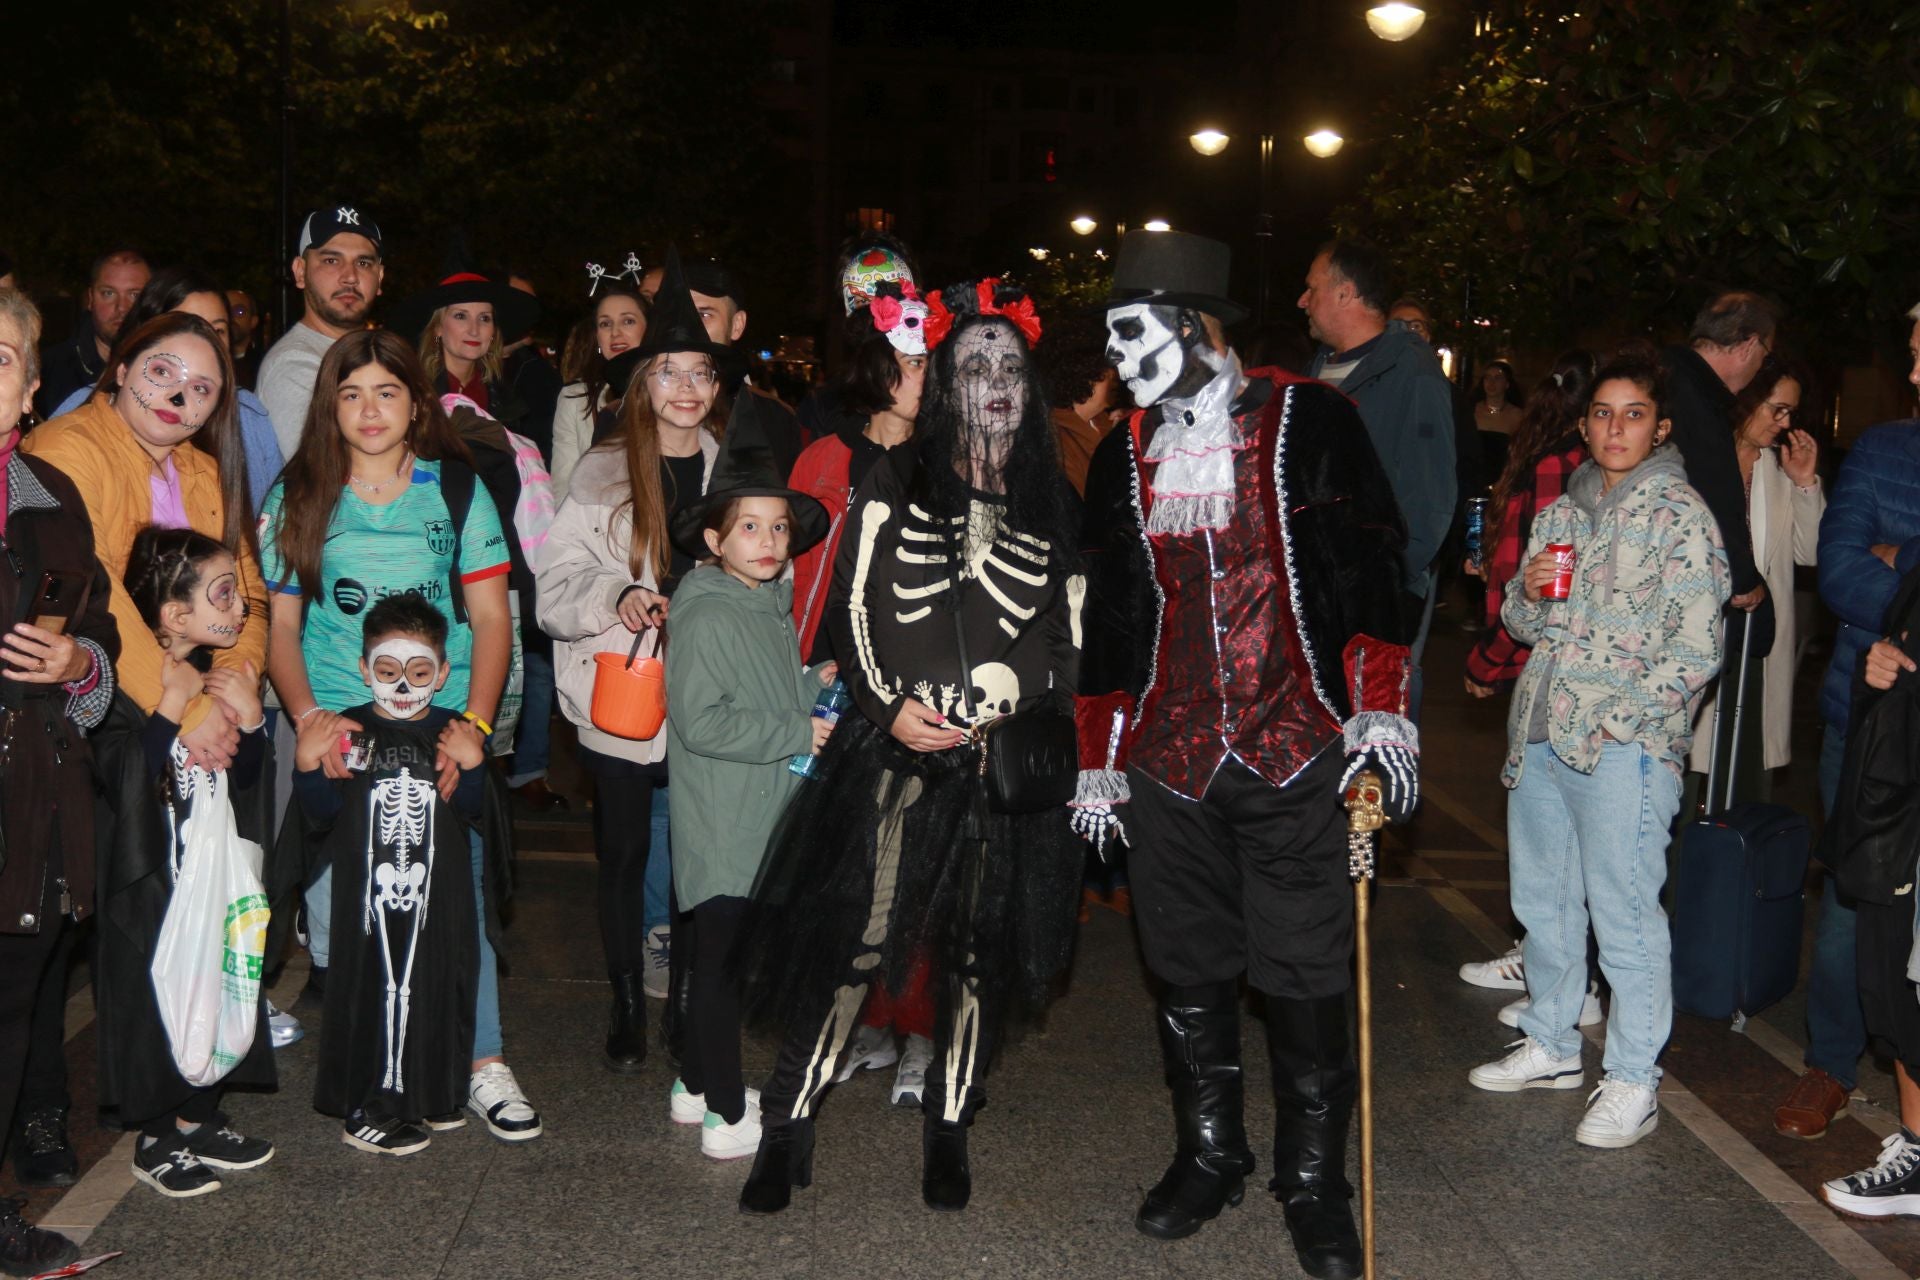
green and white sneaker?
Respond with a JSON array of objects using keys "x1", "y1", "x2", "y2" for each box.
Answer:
[{"x1": 701, "y1": 1098, "x2": 763, "y2": 1161}]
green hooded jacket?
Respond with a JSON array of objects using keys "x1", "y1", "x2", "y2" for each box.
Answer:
[{"x1": 664, "y1": 564, "x2": 822, "y2": 908}]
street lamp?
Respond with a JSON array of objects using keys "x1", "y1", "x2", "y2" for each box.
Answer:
[
  {"x1": 1143, "y1": 220, "x2": 1172, "y2": 232},
  {"x1": 1188, "y1": 128, "x2": 1230, "y2": 157},
  {"x1": 1070, "y1": 215, "x2": 1098, "y2": 236},
  {"x1": 1304, "y1": 129, "x2": 1346, "y2": 158},
  {"x1": 1028, "y1": 247, "x2": 1051, "y2": 261},
  {"x1": 1366, "y1": 2, "x2": 1426, "y2": 40}
]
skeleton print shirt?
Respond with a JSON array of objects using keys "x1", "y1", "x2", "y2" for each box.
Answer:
[{"x1": 829, "y1": 452, "x2": 1085, "y2": 733}]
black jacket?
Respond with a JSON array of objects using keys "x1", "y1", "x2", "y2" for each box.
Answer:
[{"x1": 33, "y1": 327, "x2": 105, "y2": 422}]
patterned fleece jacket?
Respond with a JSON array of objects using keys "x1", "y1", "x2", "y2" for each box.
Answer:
[{"x1": 1500, "y1": 444, "x2": 1729, "y2": 787}]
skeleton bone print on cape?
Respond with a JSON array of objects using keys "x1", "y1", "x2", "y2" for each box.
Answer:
[{"x1": 290, "y1": 704, "x2": 489, "y2": 1124}]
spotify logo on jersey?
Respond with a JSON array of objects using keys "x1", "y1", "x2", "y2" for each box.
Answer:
[{"x1": 333, "y1": 578, "x2": 369, "y2": 615}]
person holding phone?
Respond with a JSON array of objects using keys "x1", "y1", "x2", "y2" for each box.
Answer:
[{"x1": 0, "y1": 287, "x2": 120, "y2": 1275}]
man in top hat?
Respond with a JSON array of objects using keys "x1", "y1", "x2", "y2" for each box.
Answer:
[
  {"x1": 259, "y1": 203, "x2": 385, "y2": 456},
  {"x1": 1076, "y1": 230, "x2": 1417, "y2": 1280}
]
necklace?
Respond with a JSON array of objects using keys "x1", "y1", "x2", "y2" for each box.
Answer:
[{"x1": 350, "y1": 452, "x2": 412, "y2": 495}]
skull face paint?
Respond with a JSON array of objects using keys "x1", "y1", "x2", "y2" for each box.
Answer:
[
  {"x1": 364, "y1": 638, "x2": 443, "y2": 719},
  {"x1": 954, "y1": 319, "x2": 1027, "y2": 438},
  {"x1": 1105, "y1": 303, "x2": 1188, "y2": 407},
  {"x1": 116, "y1": 334, "x2": 224, "y2": 448}
]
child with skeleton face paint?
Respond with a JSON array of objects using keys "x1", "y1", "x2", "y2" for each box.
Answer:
[
  {"x1": 124, "y1": 525, "x2": 262, "y2": 732},
  {"x1": 287, "y1": 591, "x2": 504, "y2": 1156}
]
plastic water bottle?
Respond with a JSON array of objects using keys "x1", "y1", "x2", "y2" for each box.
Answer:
[{"x1": 789, "y1": 678, "x2": 849, "y2": 777}]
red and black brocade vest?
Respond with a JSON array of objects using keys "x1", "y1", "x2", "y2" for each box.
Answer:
[{"x1": 1126, "y1": 388, "x2": 1341, "y2": 799}]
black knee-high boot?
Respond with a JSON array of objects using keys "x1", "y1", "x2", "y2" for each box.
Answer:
[
  {"x1": 1265, "y1": 992, "x2": 1361, "y2": 1280},
  {"x1": 604, "y1": 972, "x2": 646, "y2": 1073},
  {"x1": 1136, "y1": 981, "x2": 1256, "y2": 1240}
]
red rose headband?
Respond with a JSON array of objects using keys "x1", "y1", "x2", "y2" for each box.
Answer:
[
  {"x1": 869, "y1": 281, "x2": 931, "y2": 357},
  {"x1": 922, "y1": 277, "x2": 1042, "y2": 352}
]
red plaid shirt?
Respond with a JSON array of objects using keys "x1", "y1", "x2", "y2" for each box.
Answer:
[{"x1": 1465, "y1": 439, "x2": 1585, "y2": 689}]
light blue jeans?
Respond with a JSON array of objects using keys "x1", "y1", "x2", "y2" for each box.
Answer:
[
  {"x1": 644, "y1": 785, "x2": 672, "y2": 933},
  {"x1": 1510, "y1": 740, "x2": 1682, "y2": 1086}
]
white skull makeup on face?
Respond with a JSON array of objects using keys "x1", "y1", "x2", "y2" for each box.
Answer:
[
  {"x1": 1105, "y1": 303, "x2": 1222, "y2": 407},
  {"x1": 365, "y1": 639, "x2": 441, "y2": 719},
  {"x1": 954, "y1": 319, "x2": 1028, "y2": 438}
]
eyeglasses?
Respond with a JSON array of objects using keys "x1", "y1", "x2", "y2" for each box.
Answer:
[
  {"x1": 651, "y1": 366, "x2": 717, "y2": 390},
  {"x1": 1765, "y1": 401, "x2": 1795, "y2": 422},
  {"x1": 140, "y1": 353, "x2": 221, "y2": 404}
]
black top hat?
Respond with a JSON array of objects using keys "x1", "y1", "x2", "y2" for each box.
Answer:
[
  {"x1": 388, "y1": 236, "x2": 540, "y2": 347},
  {"x1": 1105, "y1": 230, "x2": 1247, "y2": 323},
  {"x1": 635, "y1": 246, "x2": 740, "y2": 371},
  {"x1": 670, "y1": 392, "x2": 830, "y2": 558}
]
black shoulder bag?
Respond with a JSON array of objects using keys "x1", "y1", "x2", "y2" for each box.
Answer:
[{"x1": 945, "y1": 523, "x2": 1077, "y2": 813}]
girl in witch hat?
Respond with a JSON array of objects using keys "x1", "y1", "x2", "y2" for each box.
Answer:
[{"x1": 536, "y1": 246, "x2": 734, "y2": 1074}]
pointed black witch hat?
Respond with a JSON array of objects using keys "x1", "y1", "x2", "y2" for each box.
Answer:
[
  {"x1": 670, "y1": 391, "x2": 830, "y2": 558},
  {"x1": 603, "y1": 244, "x2": 743, "y2": 401}
]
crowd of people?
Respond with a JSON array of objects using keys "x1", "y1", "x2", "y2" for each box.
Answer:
[{"x1": 0, "y1": 205, "x2": 1918, "y2": 1280}]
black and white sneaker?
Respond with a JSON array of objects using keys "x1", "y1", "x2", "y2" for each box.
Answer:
[
  {"x1": 1824, "y1": 1128, "x2": 1920, "y2": 1218},
  {"x1": 132, "y1": 1136, "x2": 222, "y2": 1198},
  {"x1": 468, "y1": 1063, "x2": 543, "y2": 1141},
  {"x1": 423, "y1": 1111, "x2": 468, "y2": 1131},
  {"x1": 342, "y1": 1110, "x2": 432, "y2": 1157},
  {"x1": 182, "y1": 1117, "x2": 274, "y2": 1170}
]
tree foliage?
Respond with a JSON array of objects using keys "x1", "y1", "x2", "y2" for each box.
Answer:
[
  {"x1": 1339, "y1": 0, "x2": 1920, "y2": 358},
  {"x1": 7, "y1": 0, "x2": 788, "y2": 329}
]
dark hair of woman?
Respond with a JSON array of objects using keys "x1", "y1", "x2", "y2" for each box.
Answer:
[
  {"x1": 607, "y1": 353, "x2": 730, "y2": 584},
  {"x1": 1727, "y1": 351, "x2": 1819, "y2": 439},
  {"x1": 271, "y1": 328, "x2": 473, "y2": 596},
  {"x1": 559, "y1": 315, "x2": 599, "y2": 385},
  {"x1": 833, "y1": 307, "x2": 909, "y2": 418},
  {"x1": 582, "y1": 284, "x2": 650, "y2": 410},
  {"x1": 1037, "y1": 309, "x2": 1119, "y2": 409},
  {"x1": 112, "y1": 265, "x2": 228, "y2": 342},
  {"x1": 1473, "y1": 359, "x2": 1519, "y2": 406},
  {"x1": 103, "y1": 312, "x2": 255, "y2": 564},
  {"x1": 914, "y1": 283, "x2": 1072, "y2": 554},
  {"x1": 1489, "y1": 349, "x2": 1596, "y2": 518},
  {"x1": 124, "y1": 524, "x2": 229, "y2": 631}
]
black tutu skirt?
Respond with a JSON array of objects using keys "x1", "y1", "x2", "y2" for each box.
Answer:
[{"x1": 733, "y1": 710, "x2": 1082, "y2": 1045}]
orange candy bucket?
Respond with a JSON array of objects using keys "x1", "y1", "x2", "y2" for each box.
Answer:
[{"x1": 591, "y1": 627, "x2": 666, "y2": 740}]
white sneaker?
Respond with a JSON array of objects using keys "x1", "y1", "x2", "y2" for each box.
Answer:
[
  {"x1": 892, "y1": 1034, "x2": 934, "y2": 1106},
  {"x1": 1575, "y1": 1076, "x2": 1659, "y2": 1148},
  {"x1": 1824, "y1": 1129, "x2": 1920, "y2": 1218},
  {"x1": 641, "y1": 925, "x2": 671, "y2": 1000},
  {"x1": 468, "y1": 1063, "x2": 543, "y2": 1141},
  {"x1": 671, "y1": 1078, "x2": 760, "y2": 1126},
  {"x1": 1460, "y1": 942, "x2": 1526, "y2": 991},
  {"x1": 831, "y1": 1024, "x2": 899, "y2": 1085},
  {"x1": 701, "y1": 1097, "x2": 762, "y2": 1160},
  {"x1": 267, "y1": 1001, "x2": 304, "y2": 1048},
  {"x1": 1498, "y1": 983, "x2": 1603, "y2": 1029},
  {"x1": 1468, "y1": 1036, "x2": 1585, "y2": 1093}
]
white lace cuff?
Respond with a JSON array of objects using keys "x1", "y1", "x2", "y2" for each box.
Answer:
[
  {"x1": 1343, "y1": 711, "x2": 1419, "y2": 757},
  {"x1": 1072, "y1": 768, "x2": 1130, "y2": 808}
]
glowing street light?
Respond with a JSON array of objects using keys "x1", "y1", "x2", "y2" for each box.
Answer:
[
  {"x1": 1143, "y1": 219, "x2": 1172, "y2": 232},
  {"x1": 1366, "y1": 2, "x2": 1426, "y2": 40},
  {"x1": 1303, "y1": 130, "x2": 1345, "y2": 158},
  {"x1": 1028, "y1": 246, "x2": 1051, "y2": 261},
  {"x1": 1188, "y1": 128, "x2": 1230, "y2": 157},
  {"x1": 1070, "y1": 215, "x2": 1098, "y2": 236}
]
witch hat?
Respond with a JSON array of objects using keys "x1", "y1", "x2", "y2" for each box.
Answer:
[
  {"x1": 670, "y1": 391, "x2": 829, "y2": 558},
  {"x1": 387, "y1": 230, "x2": 541, "y2": 346},
  {"x1": 635, "y1": 245, "x2": 739, "y2": 369}
]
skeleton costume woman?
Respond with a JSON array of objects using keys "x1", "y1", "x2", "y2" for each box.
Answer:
[{"x1": 735, "y1": 279, "x2": 1086, "y2": 1215}]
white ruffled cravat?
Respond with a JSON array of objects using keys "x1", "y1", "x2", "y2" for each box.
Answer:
[{"x1": 1142, "y1": 352, "x2": 1246, "y2": 536}]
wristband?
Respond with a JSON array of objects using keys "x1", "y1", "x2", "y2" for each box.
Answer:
[
  {"x1": 462, "y1": 710, "x2": 493, "y2": 735},
  {"x1": 296, "y1": 706, "x2": 324, "y2": 723}
]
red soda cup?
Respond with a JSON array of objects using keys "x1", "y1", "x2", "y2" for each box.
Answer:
[{"x1": 1543, "y1": 542, "x2": 1575, "y2": 600}]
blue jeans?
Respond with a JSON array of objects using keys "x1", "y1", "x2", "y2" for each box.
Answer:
[
  {"x1": 471, "y1": 828, "x2": 502, "y2": 1060},
  {"x1": 1804, "y1": 724, "x2": 1863, "y2": 1086},
  {"x1": 644, "y1": 785, "x2": 672, "y2": 933},
  {"x1": 1406, "y1": 571, "x2": 1438, "y2": 723},
  {"x1": 305, "y1": 866, "x2": 333, "y2": 970},
  {"x1": 1510, "y1": 740, "x2": 1682, "y2": 1086},
  {"x1": 505, "y1": 646, "x2": 555, "y2": 788}
]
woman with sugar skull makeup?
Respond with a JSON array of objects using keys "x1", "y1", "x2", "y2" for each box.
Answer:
[
  {"x1": 733, "y1": 279, "x2": 1087, "y2": 1215},
  {"x1": 1077, "y1": 231, "x2": 1415, "y2": 1280}
]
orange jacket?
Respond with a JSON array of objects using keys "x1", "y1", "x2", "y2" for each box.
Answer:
[{"x1": 23, "y1": 395, "x2": 268, "y2": 732}]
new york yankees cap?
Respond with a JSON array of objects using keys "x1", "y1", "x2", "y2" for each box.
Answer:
[{"x1": 298, "y1": 203, "x2": 384, "y2": 256}]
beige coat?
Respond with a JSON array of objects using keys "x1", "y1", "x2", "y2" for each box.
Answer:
[
  {"x1": 547, "y1": 381, "x2": 610, "y2": 499},
  {"x1": 535, "y1": 435, "x2": 718, "y2": 764},
  {"x1": 1689, "y1": 448, "x2": 1825, "y2": 772}
]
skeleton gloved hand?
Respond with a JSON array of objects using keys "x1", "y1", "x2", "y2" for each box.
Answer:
[
  {"x1": 1069, "y1": 799, "x2": 1129, "y2": 852},
  {"x1": 1340, "y1": 744, "x2": 1418, "y2": 825}
]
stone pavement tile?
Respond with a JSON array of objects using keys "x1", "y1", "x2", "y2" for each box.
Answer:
[
  {"x1": 1157, "y1": 1191, "x2": 1524, "y2": 1280},
  {"x1": 1485, "y1": 1195, "x2": 1851, "y2": 1280},
  {"x1": 497, "y1": 861, "x2": 609, "y2": 982}
]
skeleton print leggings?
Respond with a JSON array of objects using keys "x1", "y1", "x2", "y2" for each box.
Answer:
[{"x1": 759, "y1": 772, "x2": 995, "y2": 1127}]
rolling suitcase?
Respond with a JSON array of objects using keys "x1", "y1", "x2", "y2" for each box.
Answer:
[{"x1": 1670, "y1": 610, "x2": 1812, "y2": 1028}]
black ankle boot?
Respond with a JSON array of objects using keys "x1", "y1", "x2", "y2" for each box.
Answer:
[
  {"x1": 738, "y1": 1119, "x2": 815, "y2": 1215},
  {"x1": 604, "y1": 973, "x2": 647, "y2": 1074},
  {"x1": 922, "y1": 1114, "x2": 972, "y2": 1211},
  {"x1": 12, "y1": 1105, "x2": 79, "y2": 1188},
  {"x1": 1265, "y1": 992, "x2": 1362, "y2": 1280},
  {"x1": 1135, "y1": 982, "x2": 1255, "y2": 1240}
]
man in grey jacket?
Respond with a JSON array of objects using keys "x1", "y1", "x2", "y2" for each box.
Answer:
[{"x1": 1301, "y1": 241, "x2": 1456, "y2": 713}]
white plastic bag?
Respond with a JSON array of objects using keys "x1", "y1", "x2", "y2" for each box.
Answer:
[{"x1": 149, "y1": 765, "x2": 270, "y2": 1087}]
